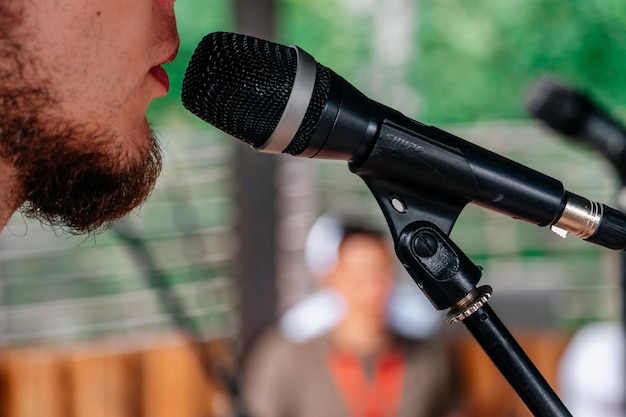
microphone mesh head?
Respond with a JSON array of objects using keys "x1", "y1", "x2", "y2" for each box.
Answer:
[{"x1": 182, "y1": 32, "x2": 330, "y2": 155}]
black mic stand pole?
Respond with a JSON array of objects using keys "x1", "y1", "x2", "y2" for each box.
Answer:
[{"x1": 354, "y1": 172, "x2": 572, "y2": 415}]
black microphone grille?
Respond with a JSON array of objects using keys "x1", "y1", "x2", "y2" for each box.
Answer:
[
  {"x1": 181, "y1": 31, "x2": 331, "y2": 155},
  {"x1": 525, "y1": 77, "x2": 590, "y2": 136}
]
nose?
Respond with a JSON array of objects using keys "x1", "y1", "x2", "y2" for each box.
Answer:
[{"x1": 154, "y1": 0, "x2": 178, "y2": 31}]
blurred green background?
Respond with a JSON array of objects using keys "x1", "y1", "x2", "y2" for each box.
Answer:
[
  {"x1": 153, "y1": 0, "x2": 626, "y2": 126},
  {"x1": 1, "y1": 0, "x2": 625, "y2": 347}
]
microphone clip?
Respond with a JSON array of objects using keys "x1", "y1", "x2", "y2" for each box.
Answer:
[{"x1": 359, "y1": 166, "x2": 572, "y2": 417}]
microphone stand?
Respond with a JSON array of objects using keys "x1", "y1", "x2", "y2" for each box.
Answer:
[{"x1": 351, "y1": 133, "x2": 572, "y2": 416}]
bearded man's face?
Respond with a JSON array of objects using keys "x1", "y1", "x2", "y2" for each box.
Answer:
[{"x1": 0, "y1": 0, "x2": 179, "y2": 233}]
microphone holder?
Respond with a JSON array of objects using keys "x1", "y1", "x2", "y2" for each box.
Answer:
[{"x1": 354, "y1": 160, "x2": 572, "y2": 416}]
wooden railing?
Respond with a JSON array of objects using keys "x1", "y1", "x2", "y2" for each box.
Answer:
[
  {"x1": 454, "y1": 330, "x2": 569, "y2": 417},
  {"x1": 0, "y1": 335, "x2": 231, "y2": 417},
  {"x1": 0, "y1": 331, "x2": 569, "y2": 417}
]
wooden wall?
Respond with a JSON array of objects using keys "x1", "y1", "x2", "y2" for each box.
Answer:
[{"x1": 0, "y1": 331, "x2": 570, "y2": 417}]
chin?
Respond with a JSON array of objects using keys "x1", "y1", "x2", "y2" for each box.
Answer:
[
  {"x1": 17, "y1": 117, "x2": 163, "y2": 234},
  {"x1": 113, "y1": 118, "x2": 157, "y2": 169}
]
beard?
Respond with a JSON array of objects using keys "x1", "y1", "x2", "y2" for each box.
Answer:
[
  {"x1": 12, "y1": 122, "x2": 162, "y2": 235},
  {"x1": 0, "y1": 11, "x2": 163, "y2": 234}
]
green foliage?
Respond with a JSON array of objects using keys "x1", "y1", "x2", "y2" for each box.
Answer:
[
  {"x1": 415, "y1": 0, "x2": 626, "y2": 123},
  {"x1": 277, "y1": 0, "x2": 373, "y2": 84},
  {"x1": 151, "y1": 0, "x2": 626, "y2": 126}
]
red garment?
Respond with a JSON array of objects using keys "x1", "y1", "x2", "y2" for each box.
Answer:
[
  {"x1": 328, "y1": 349, "x2": 406, "y2": 417},
  {"x1": 244, "y1": 330, "x2": 458, "y2": 417}
]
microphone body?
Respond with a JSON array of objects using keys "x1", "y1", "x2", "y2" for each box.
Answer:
[
  {"x1": 182, "y1": 32, "x2": 626, "y2": 251},
  {"x1": 307, "y1": 69, "x2": 564, "y2": 227}
]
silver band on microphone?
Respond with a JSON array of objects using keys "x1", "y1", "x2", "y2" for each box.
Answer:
[
  {"x1": 256, "y1": 47, "x2": 317, "y2": 154},
  {"x1": 551, "y1": 192, "x2": 602, "y2": 239}
]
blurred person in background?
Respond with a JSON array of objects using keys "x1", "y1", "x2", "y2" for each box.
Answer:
[
  {"x1": 558, "y1": 321, "x2": 626, "y2": 417},
  {"x1": 243, "y1": 215, "x2": 464, "y2": 417},
  {"x1": 0, "y1": 0, "x2": 179, "y2": 234}
]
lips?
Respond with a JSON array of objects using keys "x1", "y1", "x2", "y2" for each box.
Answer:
[
  {"x1": 150, "y1": 45, "x2": 179, "y2": 92},
  {"x1": 150, "y1": 65, "x2": 170, "y2": 91}
]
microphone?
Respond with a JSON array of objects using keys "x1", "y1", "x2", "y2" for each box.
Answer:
[
  {"x1": 526, "y1": 77, "x2": 626, "y2": 183},
  {"x1": 181, "y1": 31, "x2": 626, "y2": 251}
]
